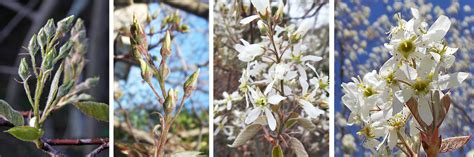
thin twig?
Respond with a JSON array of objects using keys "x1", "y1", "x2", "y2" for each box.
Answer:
[{"x1": 86, "y1": 142, "x2": 109, "y2": 157}]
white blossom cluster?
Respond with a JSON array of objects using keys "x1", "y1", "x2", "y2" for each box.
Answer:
[
  {"x1": 214, "y1": 0, "x2": 328, "y2": 141},
  {"x1": 341, "y1": 8, "x2": 470, "y2": 155}
]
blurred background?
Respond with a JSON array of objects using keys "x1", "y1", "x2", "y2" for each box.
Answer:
[
  {"x1": 335, "y1": 0, "x2": 474, "y2": 156},
  {"x1": 213, "y1": 0, "x2": 329, "y2": 156},
  {"x1": 0, "y1": 0, "x2": 109, "y2": 156},
  {"x1": 113, "y1": 0, "x2": 209, "y2": 156}
]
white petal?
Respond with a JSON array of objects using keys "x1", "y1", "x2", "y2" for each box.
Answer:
[
  {"x1": 251, "y1": 0, "x2": 269, "y2": 14},
  {"x1": 400, "y1": 63, "x2": 417, "y2": 80},
  {"x1": 388, "y1": 130, "x2": 398, "y2": 149},
  {"x1": 264, "y1": 108, "x2": 277, "y2": 131},
  {"x1": 411, "y1": 8, "x2": 420, "y2": 19},
  {"x1": 302, "y1": 55, "x2": 322, "y2": 62},
  {"x1": 434, "y1": 72, "x2": 470, "y2": 90},
  {"x1": 264, "y1": 80, "x2": 275, "y2": 95},
  {"x1": 430, "y1": 52, "x2": 441, "y2": 62},
  {"x1": 226, "y1": 101, "x2": 232, "y2": 110},
  {"x1": 245, "y1": 108, "x2": 262, "y2": 124},
  {"x1": 445, "y1": 47, "x2": 458, "y2": 55},
  {"x1": 240, "y1": 15, "x2": 259, "y2": 25},
  {"x1": 268, "y1": 94, "x2": 286, "y2": 104},
  {"x1": 295, "y1": 19, "x2": 312, "y2": 35},
  {"x1": 299, "y1": 99, "x2": 324, "y2": 118},
  {"x1": 423, "y1": 15, "x2": 451, "y2": 43},
  {"x1": 395, "y1": 88, "x2": 414, "y2": 103},
  {"x1": 299, "y1": 76, "x2": 309, "y2": 95},
  {"x1": 418, "y1": 97, "x2": 433, "y2": 125}
]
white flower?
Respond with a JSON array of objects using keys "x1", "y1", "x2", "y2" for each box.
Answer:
[
  {"x1": 245, "y1": 87, "x2": 286, "y2": 131},
  {"x1": 297, "y1": 75, "x2": 324, "y2": 118},
  {"x1": 234, "y1": 39, "x2": 264, "y2": 62},
  {"x1": 250, "y1": 0, "x2": 269, "y2": 15},
  {"x1": 215, "y1": 91, "x2": 243, "y2": 110}
]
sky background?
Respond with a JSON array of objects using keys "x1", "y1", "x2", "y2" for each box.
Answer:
[
  {"x1": 335, "y1": 0, "x2": 474, "y2": 156},
  {"x1": 116, "y1": 3, "x2": 209, "y2": 112}
]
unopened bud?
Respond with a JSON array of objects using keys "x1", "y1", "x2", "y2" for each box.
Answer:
[
  {"x1": 43, "y1": 19, "x2": 56, "y2": 39},
  {"x1": 163, "y1": 89, "x2": 176, "y2": 114},
  {"x1": 55, "y1": 40, "x2": 73, "y2": 62},
  {"x1": 146, "y1": 13, "x2": 152, "y2": 24},
  {"x1": 57, "y1": 80, "x2": 75, "y2": 98},
  {"x1": 140, "y1": 61, "x2": 153, "y2": 83},
  {"x1": 161, "y1": 31, "x2": 171, "y2": 58},
  {"x1": 179, "y1": 25, "x2": 189, "y2": 33},
  {"x1": 159, "y1": 62, "x2": 170, "y2": 81},
  {"x1": 37, "y1": 28, "x2": 47, "y2": 53},
  {"x1": 183, "y1": 68, "x2": 200, "y2": 96},
  {"x1": 257, "y1": 20, "x2": 268, "y2": 34},
  {"x1": 290, "y1": 34, "x2": 302, "y2": 44},
  {"x1": 71, "y1": 19, "x2": 85, "y2": 36},
  {"x1": 19, "y1": 58, "x2": 29, "y2": 80},
  {"x1": 56, "y1": 15, "x2": 74, "y2": 36},
  {"x1": 28, "y1": 34, "x2": 38, "y2": 56},
  {"x1": 275, "y1": 1, "x2": 284, "y2": 21},
  {"x1": 41, "y1": 50, "x2": 55, "y2": 70}
]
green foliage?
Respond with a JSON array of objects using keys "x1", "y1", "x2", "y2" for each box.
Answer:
[
  {"x1": 5, "y1": 126, "x2": 43, "y2": 142},
  {"x1": 0, "y1": 100, "x2": 24, "y2": 127},
  {"x1": 74, "y1": 101, "x2": 109, "y2": 122}
]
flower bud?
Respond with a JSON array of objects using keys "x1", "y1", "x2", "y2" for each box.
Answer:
[
  {"x1": 159, "y1": 61, "x2": 170, "y2": 81},
  {"x1": 140, "y1": 61, "x2": 153, "y2": 83},
  {"x1": 274, "y1": 1, "x2": 284, "y2": 22},
  {"x1": 43, "y1": 19, "x2": 56, "y2": 39},
  {"x1": 71, "y1": 19, "x2": 85, "y2": 37},
  {"x1": 160, "y1": 31, "x2": 171, "y2": 58},
  {"x1": 290, "y1": 34, "x2": 302, "y2": 44},
  {"x1": 57, "y1": 80, "x2": 75, "y2": 98},
  {"x1": 56, "y1": 15, "x2": 74, "y2": 36},
  {"x1": 19, "y1": 58, "x2": 29, "y2": 80},
  {"x1": 257, "y1": 20, "x2": 268, "y2": 34},
  {"x1": 146, "y1": 13, "x2": 152, "y2": 24},
  {"x1": 179, "y1": 24, "x2": 189, "y2": 32},
  {"x1": 163, "y1": 88, "x2": 176, "y2": 114},
  {"x1": 183, "y1": 68, "x2": 200, "y2": 96},
  {"x1": 55, "y1": 40, "x2": 73, "y2": 62},
  {"x1": 28, "y1": 34, "x2": 38, "y2": 56},
  {"x1": 41, "y1": 49, "x2": 55, "y2": 70},
  {"x1": 37, "y1": 28, "x2": 47, "y2": 53}
]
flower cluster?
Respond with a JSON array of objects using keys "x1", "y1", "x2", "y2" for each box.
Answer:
[
  {"x1": 342, "y1": 8, "x2": 470, "y2": 155},
  {"x1": 214, "y1": 0, "x2": 328, "y2": 155}
]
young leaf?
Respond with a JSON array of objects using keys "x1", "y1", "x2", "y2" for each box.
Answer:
[
  {"x1": 440, "y1": 135, "x2": 471, "y2": 153},
  {"x1": 228, "y1": 124, "x2": 262, "y2": 147},
  {"x1": 289, "y1": 136, "x2": 308, "y2": 157},
  {"x1": 5, "y1": 126, "x2": 42, "y2": 142},
  {"x1": 272, "y1": 144, "x2": 283, "y2": 157},
  {"x1": 0, "y1": 100, "x2": 24, "y2": 126},
  {"x1": 289, "y1": 118, "x2": 316, "y2": 131},
  {"x1": 74, "y1": 101, "x2": 109, "y2": 122}
]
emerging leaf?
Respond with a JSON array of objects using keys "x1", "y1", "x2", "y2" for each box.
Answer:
[
  {"x1": 74, "y1": 101, "x2": 109, "y2": 122},
  {"x1": 272, "y1": 144, "x2": 283, "y2": 157},
  {"x1": 229, "y1": 124, "x2": 262, "y2": 147},
  {"x1": 0, "y1": 100, "x2": 24, "y2": 126},
  {"x1": 5, "y1": 126, "x2": 42, "y2": 142},
  {"x1": 289, "y1": 118, "x2": 316, "y2": 131},
  {"x1": 289, "y1": 137, "x2": 308, "y2": 157},
  {"x1": 440, "y1": 135, "x2": 471, "y2": 153}
]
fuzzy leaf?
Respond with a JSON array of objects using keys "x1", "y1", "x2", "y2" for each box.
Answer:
[
  {"x1": 289, "y1": 137, "x2": 308, "y2": 157},
  {"x1": 228, "y1": 124, "x2": 262, "y2": 147},
  {"x1": 440, "y1": 135, "x2": 471, "y2": 153},
  {"x1": 0, "y1": 100, "x2": 24, "y2": 126},
  {"x1": 169, "y1": 151, "x2": 202, "y2": 157},
  {"x1": 272, "y1": 144, "x2": 283, "y2": 157},
  {"x1": 290, "y1": 118, "x2": 316, "y2": 131},
  {"x1": 5, "y1": 126, "x2": 42, "y2": 141},
  {"x1": 74, "y1": 101, "x2": 109, "y2": 122}
]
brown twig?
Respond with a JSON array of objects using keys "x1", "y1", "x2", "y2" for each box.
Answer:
[{"x1": 86, "y1": 142, "x2": 109, "y2": 157}]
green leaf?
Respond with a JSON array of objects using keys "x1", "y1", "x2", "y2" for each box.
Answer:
[
  {"x1": 5, "y1": 126, "x2": 42, "y2": 142},
  {"x1": 272, "y1": 144, "x2": 283, "y2": 157},
  {"x1": 0, "y1": 100, "x2": 24, "y2": 126},
  {"x1": 74, "y1": 101, "x2": 109, "y2": 122},
  {"x1": 228, "y1": 124, "x2": 262, "y2": 147},
  {"x1": 289, "y1": 136, "x2": 308, "y2": 157}
]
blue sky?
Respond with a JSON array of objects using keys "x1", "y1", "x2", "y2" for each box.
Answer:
[
  {"x1": 335, "y1": 0, "x2": 474, "y2": 156},
  {"x1": 117, "y1": 3, "x2": 209, "y2": 112}
]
